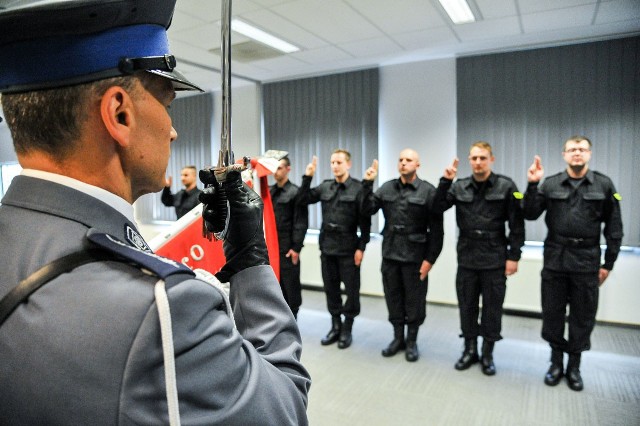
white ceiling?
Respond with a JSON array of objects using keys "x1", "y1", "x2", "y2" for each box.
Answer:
[{"x1": 169, "y1": 0, "x2": 640, "y2": 92}]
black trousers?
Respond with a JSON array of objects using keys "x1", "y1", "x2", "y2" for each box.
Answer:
[
  {"x1": 320, "y1": 254, "x2": 361, "y2": 319},
  {"x1": 279, "y1": 253, "x2": 302, "y2": 316},
  {"x1": 456, "y1": 266, "x2": 506, "y2": 342},
  {"x1": 541, "y1": 269, "x2": 599, "y2": 354},
  {"x1": 381, "y1": 259, "x2": 427, "y2": 327}
]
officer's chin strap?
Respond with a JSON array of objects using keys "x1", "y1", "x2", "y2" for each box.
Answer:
[{"x1": 153, "y1": 271, "x2": 235, "y2": 426}]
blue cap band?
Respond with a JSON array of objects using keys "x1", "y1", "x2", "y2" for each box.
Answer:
[{"x1": 1, "y1": 24, "x2": 169, "y2": 91}]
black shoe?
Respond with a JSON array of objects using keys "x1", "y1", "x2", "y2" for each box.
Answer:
[
  {"x1": 455, "y1": 339, "x2": 479, "y2": 370},
  {"x1": 405, "y1": 341, "x2": 419, "y2": 362},
  {"x1": 321, "y1": 317, "x2": 341, "y2": 345},
  {"x1": 566, "y1": 368, "x2": 584, "y2": 391},
  {"x1": 337, "y1": 319, "x2": 353, "y2": 349},
  {"x1": 381, "y1": 338, "x2": 406, "y2": 357},
  {"x1": 480, "y1": 340, "x2": 496, "y2": 376},
  {"x1": 544, "y1": 364, "x2": 564, "y2": 386},
  {"x1": 481, "y1": 356, "x2": 496, "y2": 376}
]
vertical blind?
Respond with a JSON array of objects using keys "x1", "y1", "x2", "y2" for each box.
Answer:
[
  {"x1": 263, "y1": 68, "x2": 379, "y2": 230},
  {"x1": 457, "y1": 36, "x2": 639, "y2": 247},
  {"x1": 135, "y1": 92, "x2": 214, "y2": 222}
]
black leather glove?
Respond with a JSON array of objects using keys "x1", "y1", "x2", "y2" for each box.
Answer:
[
  {"x1": 208, "y1": 170, "x2": 269, "y2": 282},
  {"x1": 199, "y1": 169, "x2": 227, "y2": 234}
]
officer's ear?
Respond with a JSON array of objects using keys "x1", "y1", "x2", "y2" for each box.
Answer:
[{"x1": 101, "y1": 85, "x2": 135, "y2": 148}]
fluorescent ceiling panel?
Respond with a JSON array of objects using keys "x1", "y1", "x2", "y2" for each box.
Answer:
[
  {"x1": 438, "y1": 0, "x2": 476, "y2": 24},
  {"x1": 231, "y1": 19, "x2": 300, "y2": 53}
]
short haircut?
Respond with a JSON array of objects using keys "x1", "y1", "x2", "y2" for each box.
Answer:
[
  {"x1": 1, "y1": 72, "x2": 151, "y2": 160},
  {"x1": 469, "y1": 141, "x2": 493, "y2": 156},
  {"x1": 564, "y1": 135, "x2": 592, "y2": 151},
  {"x1": 183, "y1": 166, "x2": 197, "y2": 172},
  {"x1": 332, "y1": 149, "x2": 351, "y2": 161},
  {"x1": 281, "y1": 156, "x2": 291, "y2": 167}
]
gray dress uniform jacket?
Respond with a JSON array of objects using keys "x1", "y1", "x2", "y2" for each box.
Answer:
[{"x1": 0, "y1": 175, "x2": 310, "y2": 425}]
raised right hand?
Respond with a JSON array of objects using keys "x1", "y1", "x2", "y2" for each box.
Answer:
[
  {"x1": 527, "y1": 155, "x2": 544, "y2": 183},
  {"x1": 443, "y1": 158, "x2": 459, "y2": 180},
  {"x1": 305, "y1": 156, "x2": 317, "y2": 177}
]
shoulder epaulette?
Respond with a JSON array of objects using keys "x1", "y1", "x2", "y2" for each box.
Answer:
[{"x1": 87, "y1": 229, "x2": 195, "y2": 280}]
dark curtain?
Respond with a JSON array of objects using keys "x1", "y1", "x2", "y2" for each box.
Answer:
[{"x1": 263, "y1": 68, "x2": 379, "y2": 230}]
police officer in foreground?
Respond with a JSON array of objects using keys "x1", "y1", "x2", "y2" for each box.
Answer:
[
  {"x1": 433, "y1": 142, "x2": 524, "y2": 375},
  {"x1": 270, "y1": 155, "x2": 309, "y2": 318},
  {"x1": 0, "y1": 1, "x2": 310, "y2": 424},
  {"x1": 362, "y1": 149, "x2": 444, "y2": 362},
  {"x1": 298, "y1": 150, "x2": 373, "y2": 349},
  {"x1": 524, "y1": 136, "x2": 623, "y2": 391}
]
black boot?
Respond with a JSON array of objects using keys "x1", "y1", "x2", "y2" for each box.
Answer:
[
  {"x1": 338, "y1": 318, "x2": 353, "y2": 349},
  {"x1": 480, "y1": 340, "x2": 496, "y2": 376},
  {"x1": 405, "y1": 326, "x2": 419, "y2": 362},
  {"x1": 454, "y1": 338, "x2": 479, "y2": 370},
  {"x1": 544, "y1": 349, "x2": 564, "y2": 386},
  {"x1": 382, "y1": 325, "x2": 406, "y2": 357},
  {"x1": 566, "y1": 353, "x2": 583, "y2": 391},
  {"x1": 321, "y1": 316, "x2": 341, "y2": 345}
]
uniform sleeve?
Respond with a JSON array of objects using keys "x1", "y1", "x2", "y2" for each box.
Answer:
[
  {"x1": 361, "y1": 180, "x2": 382, "y2": 216},
  {"x1": 297, "y1": 175, "x2": 321, "y2": 206},
  {"x1": 160, "y1": 186, "x2": 175, "y2": 207},
  {"x1": 432, "y1": 177, "x2": 456, "y2": 214},
  {"x1": 523, "y1": 181, "x2": 546, "y2": 220},
  {"x1": 357, "y1": 184, "x2": 372, "y2": 251},
  {"x1": 425, "y1": 195, "x2": 444, "y2": 265},
  {"x1": 291, "y1": 189, "x2": 309, "y2": 253},
  {"x1": 507, "y1": 183, "x2": 525, "y2": 261},
  {"x1": 602, "y1": 184, "x2": 624, "y2": 270},
  {"x1": 120, "y1": 266, "x2": 310, "y2": 425}
]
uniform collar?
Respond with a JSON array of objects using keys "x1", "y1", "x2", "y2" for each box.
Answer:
[
  {"x1": 397, "y1": 176, "x2": 421, "y2": 189},
  {"x1": 21, "y1": 169, "x2": 136, "y2": 224},
  {"x1": 561, "y1": 169, "x2": 594, "y2": 184}
]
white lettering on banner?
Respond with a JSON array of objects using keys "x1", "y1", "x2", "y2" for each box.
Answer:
[
  {"x1": 181, "y1": 244, "x2": 205, "y2": 266},
  {"x1": 191, "y1": 245, "x2": 204, "y2": 261}
]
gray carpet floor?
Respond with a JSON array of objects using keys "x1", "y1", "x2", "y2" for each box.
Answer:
[{"x1": 297, "y1": 289, "x2": 640, "y2": 426}]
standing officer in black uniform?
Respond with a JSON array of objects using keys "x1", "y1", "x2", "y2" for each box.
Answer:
[
  {"x1": 270, "y1": 156, "x2": 309, "y2": 318},
  {"x1": 161, "y1": 165, "x2": 202, "y2": 219},
  {"x1": 363, "y1": 148, "x2": 443, "y2": 362},
  {"x1": 298, "y1": 150, "x2": 373, "y2": 349},
  {"x1": 433, "y1": 141, "x2": 524, "y2": 375},
  {"x1": 524, "y1": 135, "x2": 623, "y2": 391}
]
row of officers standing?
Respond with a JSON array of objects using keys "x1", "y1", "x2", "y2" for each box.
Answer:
[{"x1": 270, "y1": 136, "x2": 623, "y2": 393}]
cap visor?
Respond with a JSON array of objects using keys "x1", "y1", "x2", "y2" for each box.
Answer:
[{"x1": 147, "y1": 68, "x2": 204, "y2": 92}]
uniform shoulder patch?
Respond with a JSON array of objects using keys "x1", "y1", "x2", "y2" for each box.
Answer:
[
  {"x1": 513, "y1": 191, "x2": 524, "y2": 200},
  {"x1": 87, "y1": 229, "x2": 194, "y2": 279},
  {"x1": 613, "y1": 193, "x2": 622, "y2": 201}
]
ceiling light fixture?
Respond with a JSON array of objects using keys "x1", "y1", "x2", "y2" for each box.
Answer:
[
  {"x1": 231, "y1": 19, "x2": 299, "y2": 53},
  {"x1": 438, "y1": 0, "x2": 476, "y2": 24}
]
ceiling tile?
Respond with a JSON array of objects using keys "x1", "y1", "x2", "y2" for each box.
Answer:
[
  {"x1": 340, "y1": 37, "x2": 404, "y2": 58},
  {"x1": 522, "y1": 5, "x2": 597, "y2": 32},
  {"x1": 344, "y1": 0, "x2": 446, "y2": 33},
  {"x1": 474, "y1": 0, "x2": 518, "y2": 19},
  {"x1": 519, "y1": 0, "x2": 597, "y2": 15},
  {"x1": 595, "y1": 0, "x2": 640, "y2": 24},
  {"x1": 271, "y1": 0, "x2": 384, "y2": 44},
  {"x1": 453, "y1": 17, "x2": 522, "y2": 41}
]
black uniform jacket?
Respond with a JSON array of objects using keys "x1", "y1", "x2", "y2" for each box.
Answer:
[
  {"x1": 161, "y1": 186, "x2": 202, "y2": 219},
  {"x1": 298, "y1": 175, "x2": 371, "y2": 256},
  {"x1": 523, "y1": 169, "x2": 623, "y2": 272},
  {"x1": 434, "y1": 173, "x2": 525, "y2": 270},
  {"x1": 366, "y1": 177, "x2": 443, "y2": 265},
  {"x1": 270, "y1": 180, "x2": 309, "y2": 254}
]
